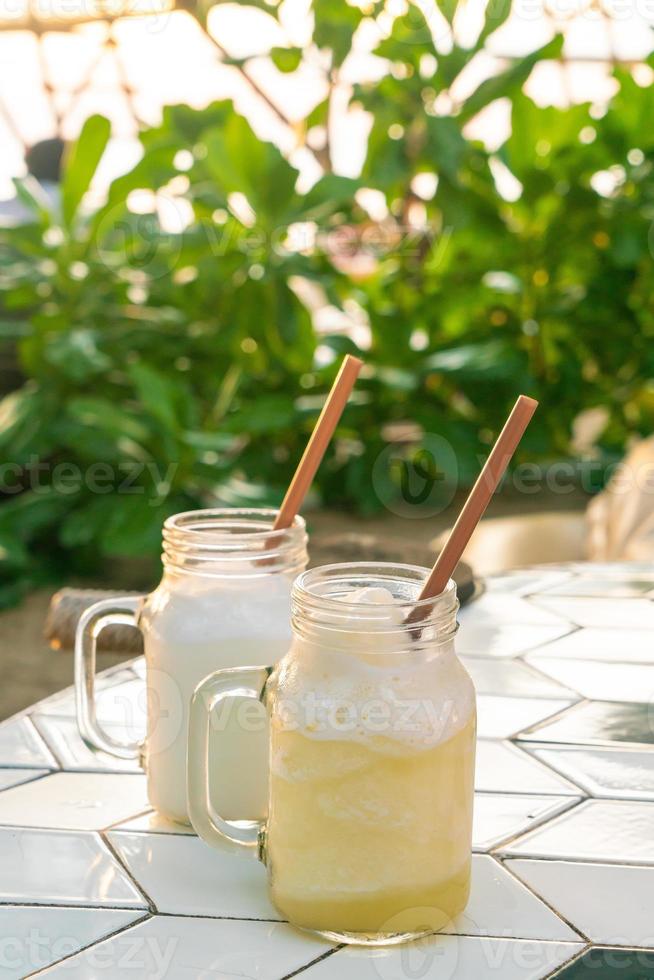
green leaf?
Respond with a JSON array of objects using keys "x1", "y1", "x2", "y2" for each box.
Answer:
[
  {"x1": 436, "y1": 0, "x2": 458, "y2": 25},
  {"x1": 61, "y1": 114, "x2": 111, "y2": 228},
  {"x1": 313, "y1": 0, "x2": 364, "y2": 67},
  {"x1": 45, "y1": 329, "x2": 112, "y2": 381},
  {"x1": 424, "y1": 339, "x2": 527, "y2": 381},
  {"x1": 99, "y1": 494, "x2": 178, "y2": 557},
  {"x1": 271, "y1": 46, "x2": 303, "y2": 72},
  {"x1": 67, "y1": 397, "x2": 151, "y2": 445},
  {"x1": 128, "y1": 362, "x2": 181, "y2": 434},
  {"x1": 459, "y1": 36, "x2": 564, "y2": 124},
  {"x1": 11, "y1": 176, "x2": 55, "y2": 224},
  {"x1": 203, "y1": 114, "x2": 298, "y2": 223},
  {"x1": 476, "y1": 0, "x2": 513, "y2": 47},
  {"x1": 0, "y1": 532, "x2": 30, "y2": 569},
  {"x1": 0, "y1": 488, "x2": 74, "y2": 541}
]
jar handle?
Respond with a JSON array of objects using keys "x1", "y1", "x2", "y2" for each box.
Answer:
[
  {"x1": 187, "y1": 666, "x2": 271, "y2": 858},
  {"x1": 75, "y1": 596, "x2": 145, "y2": 760}
]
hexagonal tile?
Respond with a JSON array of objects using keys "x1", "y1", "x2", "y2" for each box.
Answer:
[
  {"x1": 0, "y1": 772, "x2": 148, "y2": 831},
  {"x1": 505, "y1": 858, "x2": 654, "y2": 947},
  {"x1": 500, "y1": 800, "x2": 654, "y2": 864},
  {"x1": 447, "y1": 855, "x2": 580, "y2": 941},
  {"x1": 0, "y1": 906, "x2": 144, "y2": 978},
  {"x1": 473, "y1": 794, "x2": 579, "y2": 852},
  {"x1": 524, "y1": 744, "x2": 654, "y2": 801},
  {"x1": 37, "y1": 914, "x2": 332, "y2": 980},
  {"x1": 0, "y1": 827, "x2": 146, "y2": 908},
  {"x1": 517, "y1": 701, "x2": 654, "y2": 748},
  {"x1": 475, "y1": 742, "x2": 581, "y2": 796},
  {"x1": 106, "y1": 831, "x2": 277, "y2": 919},
  {"x1": 477, "y1": 697, "x2": 575, "y2": 739},
  {"x1": 457, "y1": 624, "x2": 575, "y2": 660},
  {"x1": 524, "y1": 659, "x2": 654, "y2": 705},
  {"x1": 0, "y1": 717, "x2": 58, "y2": 769},
  {"x1": 525, "y1": 627, "x2": 654, "y2": 664},
  {"x1": 528, "y1": 597, "x2": 654, "y2": 629},
  {"x1": 32, "y1": 716, "x2": 142, "y2": 774},
  {"x1": 462, "y1": 658, "x2": 578, "y2": 700},
  {"x1": 0, "y1": 768, "x2": 50, "y2": 792},
  {"x1": 299, "y1": 936, "x2": 583, "y2": 980}
]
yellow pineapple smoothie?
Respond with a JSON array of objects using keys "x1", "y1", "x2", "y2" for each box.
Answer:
[{"x1": 265, "y1": 582, "x2": 476, "y2": 941}]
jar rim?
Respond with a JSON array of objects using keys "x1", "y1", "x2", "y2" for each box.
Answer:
[
  {"x1": 164, "y1": 508, "x2": 306, "y2": 544},
  {"x1": 293, "y1": 561, "x2": 456, "y2": 611},
  {"x1": 162, "y1": 508, "x2": 307, "y2": 576},
  {"x1": 292, "y1": 562, "x2": 458, "y2": 642}
]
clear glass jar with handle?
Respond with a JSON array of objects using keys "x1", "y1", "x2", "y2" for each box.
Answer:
[
  {"x1": 75, "y1": 508, "x2": 307, "y2": 824},
  {"x1": 188, "y1": 562, "x2": 476, "y2": 945}
]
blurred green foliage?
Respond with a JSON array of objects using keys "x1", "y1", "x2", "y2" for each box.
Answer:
[{"x1": 1, "y1": 0, "x2": 654, "y2": 602}]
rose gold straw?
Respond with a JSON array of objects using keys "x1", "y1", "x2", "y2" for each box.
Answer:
[
  {"x1": 272, "y1": 354, "x2": 363, "y2": 531},
  {"x1": 408, "y1": 394, "x2": 538, "y2": 624}
]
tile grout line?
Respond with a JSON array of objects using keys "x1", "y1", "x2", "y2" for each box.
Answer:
[
  {"x1": 279, "y1": 945, "x2": 343, "y2": 979},
  {"x1": 0, "y1": 770, "x2": 57, "y2": 795},
  {"x1": 483, "y1": 795, "x2": 586, "y2": 854},
  {"x1": 507, "y1": 740, "x2": 589, "y2": 796},
  {"x1": 99, "y1": 830, "x2": 158, "y2": 912},
  {"x1": 510, "y1": 698, "x2": 593, "y2": 742},
  {"x1": 491, "y1": 854, "x2": 591, "y2": 943},
  {"x1": 544, "y1": 942, "x2": 591, "y2": 979},
  {"x1": 28, "y1": 713, "x2": 69, "y2": 771},
  {"x1": 24, "y1": 911, "x2": 152, "y2": 978},
  {"x1": 514, "y1": 654, "x2": 585, "y2": 699}
]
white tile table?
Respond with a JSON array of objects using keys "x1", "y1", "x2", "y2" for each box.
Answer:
[{"x1": 1, "y1": 562, "x2": 653, "y2": 979}]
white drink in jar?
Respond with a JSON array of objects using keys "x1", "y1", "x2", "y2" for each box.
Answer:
[{"x1": 76, "y1": 509, "x2": 307, "y2": 824}]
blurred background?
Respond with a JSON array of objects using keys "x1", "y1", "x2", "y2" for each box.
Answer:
[{"x1": 1, "y1": 0, "x2": 653, "y2": 715}]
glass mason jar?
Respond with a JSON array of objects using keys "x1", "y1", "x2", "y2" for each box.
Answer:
[
  {"x1": 75, "y1": 508, "x2": 308, "y2": 825},
  {"x1": 188, "y1": 562, "x2": 476, "y2": 945}
]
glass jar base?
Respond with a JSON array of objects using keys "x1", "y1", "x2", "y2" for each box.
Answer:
[{"x1": 299, "y1": 926, "x2": 434, "y2": 947}]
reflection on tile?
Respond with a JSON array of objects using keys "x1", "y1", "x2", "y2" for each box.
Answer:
[
  {"x1": 0, "y1": 768, "x2": 49, "y2": 792},
  {"x1": 540, "y1": 576, "x2": 654, "y2": 597},
  {"x1": 458, "y1": 624, "x2": 575, "y2": 660},
  {"x1": 550, "y1": 946, "x2": 654, "y2": 978},
  {"x1": 517, "y1": 701, "x2": 654, "y2": 748},
  {"x1": 475, "y1": 742, "x2": 581, "y2": 796},
  {"x1": 529, "y1": 596, "x2": 654, "y2": 629},
  {"x1": 109, "y1": 809, "x2": 195, "y2": 835},
  {"x1": 0, "y1": 827, "x2": 146, "y2": 907},
  {"x1": 32, "y1": 716, "x2": 143, "y2": 774},
  {"x1": 473, "y1": 794, "x2": 579, "y2": 852},
  {"x1": 525, "y1": 744, "x2": 654, "y2": 801},
  {"x1": 302, "y1": 936, "x2": 582, "y2": 980},
  {"x1": 477, "y1": 697, "x2": 574, "y2": 739},
  {"x1": 107, "y1": 831, "x2": 278, "y2": 919},
  {"x1": 459, "y1": 595, "x2": 572, "y2": 627},
  {"x1": 0, "y1": 717, "x2": 58, "y2": 768},
  {"x1": 571, "y1": 561, "x2": 654, "y2": 574},
  {"x1": 0, "y1": 772, "x2": 148, "y2": 831},
  {"x1": 462, "y1": 658, "x2": 578, "y2": 700},
  {"x1": 447, "y1": 855, "x2": 579, "y2": 941},
  {"x1": 527, "y1": 627, "x2": 654, "y2": 664},
  {"x1": 525, "y1": 659, "x2": 654, "y2": 704},
  {"x1": 0, "y1": 906, "x2": 143, "y2": 979},
  {"x1": 500, "y1": 799, "x2": 654, "y2": 864},
  {"x1": 38, "y1": 914, "x2": 331, "y2": 980},
  {"x1": 486, "y1": 570, "x2": 575, "y2": 595},
  {"x1": 35, "y1": 669, "x2": 136, "y2": 717},
  {"x1": 36, "y1": 677, "x2": 146, "y2": 737},
  {"x1": 505, "y1": 859, "x2": 654, "y2": 947}
]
